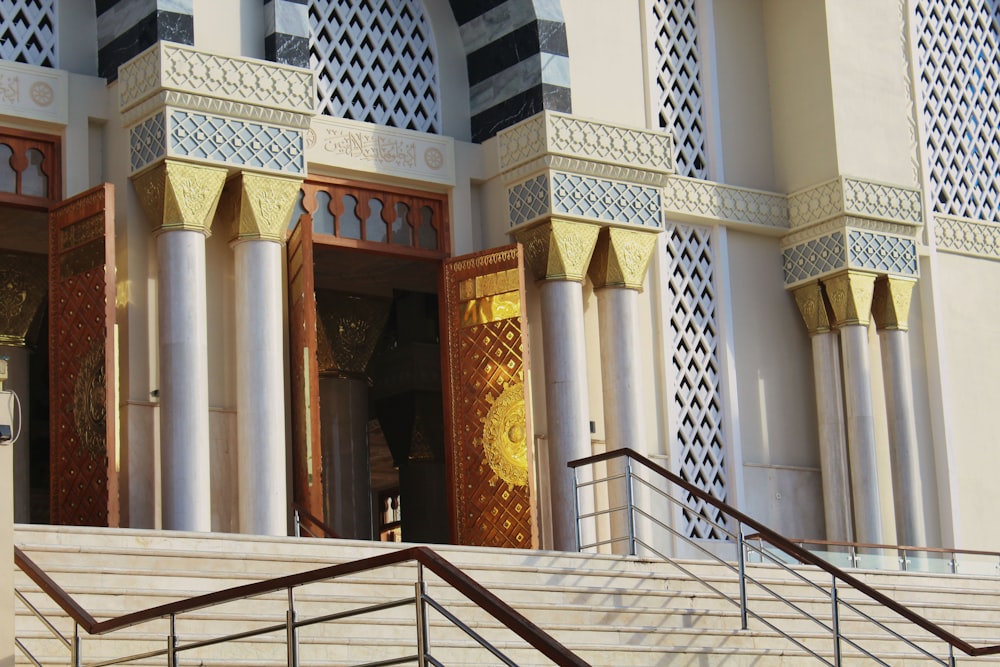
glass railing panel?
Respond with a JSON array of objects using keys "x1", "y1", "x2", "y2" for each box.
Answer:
[
  {"x1": 808, "y1": 545, "x2": 857, "y2": 571},
  {"x1": 953, "y1": 553, "x2": 1000, "y2": 577},
  {"x1": 852, "y1": 547, "x2": 901, "y2": 572},
  {"x1": 900, "y1": 550, "x2": 953, "y2": 575}
]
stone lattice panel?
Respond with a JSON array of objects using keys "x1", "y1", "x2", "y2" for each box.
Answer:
[
  {"x1": 935, "y1": 213, "x2": 1000, "y2": 258},
  {"x1": 507, "y1": 174, "x2": 550, "y2": 227},
  {"x1": 552, "y1": 173, "x2": 661, "y2": 228},
  {"x1": 847, "y1": 230, "x2": 919, "y2": 276},
  {"x1": 129, "y1": 112, "x2": 167, "y2": 172},
  {"x1": 915, "y1": 0, "x2": 1000, "y2": 221},
  {"x1": 782, "y1": 232, "x2": 847, "y2": 285},
  {"x1": 662, "y1": 176, "x2": 789, "y2": 230},
  {"x1": 309, "y1": 0, "x2": 441, "y2": 133},
  {"x1": 0, "y1": 0, "x2": 55, "y2": 67},
  {"x1": 665, "y1": 223, "x2": 727, "y2": 539},
  {"x1": 651, "y1": 0, "x2": 707, "y2": 179},
  {"x1": 168, "y1": 110, "x2": 305, "y2": 175}
]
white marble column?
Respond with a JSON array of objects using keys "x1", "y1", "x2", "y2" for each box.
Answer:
[
  {"x1": 134, "y1": 161, "x2": 227, "y2": 532},
  {"x1": 589, "y1": 227, "x2": 658, "y2": 554},
  {"x1": 792, "y1": 282, "x2": 853, "y2": 542},
  {"x1": 516, "y1": 220, "x2": 600, "y2": 552},
  {"x1": 823, "y1": 270, "x2": 883, "y2": 545},
  {"x1": 872, "y1": 276, "x2": 926, "y2": 548},
  {"x1": 230, "y1": 173, "x2": 301, "y2": 536}
]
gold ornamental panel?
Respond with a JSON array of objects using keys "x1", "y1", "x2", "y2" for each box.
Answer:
[
  {"x1": 514, "y1": 219, "x2": 600, "y2": 283},
  {"x1": 871, "y1": 276, "x2": 916, "y2": 332},
  {"x1": 233, "y1": 172, "x2": 304, "y2": 242},
  {"x1": 132, "y1": 159, "x2": 227, "y2": 235},
  {"x1": 0, "y1": 250, "x2": 46, "y2": 347},
  {"x1": 823, "y1": 270, "x2": 876, "y2": 328},
  {"x1": 792, "y1": 281, "x2": 833, "y2": 336},
  {"x1": 481, "y1": 381, "x2": 528, "y2": 487},
  {"x1": 588, "y1": 226, "x2": 658, "y2": 290},
  {"x1": 315, "y1": 291, "x2": 390, "y2": 378}
]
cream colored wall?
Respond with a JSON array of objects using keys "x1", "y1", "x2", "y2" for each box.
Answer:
[
  {"x1": 193, "y1": 0, "x2": 264, "y2": 59},
  {"x1": 425, "y1": 0, "x2": 471, "y2": 142},
  {"x1": 934, "y1": 252, "x2": 1000, "y2": 550},
  {"x1": 711, "y1": 0, "x2": 776, "y2": 191},
  {"x1": 824, "y1": 0, "x2": 919, "y2": 188},
  {"x1": 761, "y1": 0, "x2": 838, "y2": 192},
  {"x1": 58, "y1": 1, "x2": 98, "y2": 77},
  {"x1": 560, "y1": 0, "x2": 646, "y2": 127}
]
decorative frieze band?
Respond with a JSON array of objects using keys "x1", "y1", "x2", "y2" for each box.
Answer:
[
  {"x1": 0, "y1": 59, "x2": 67, "y2": 125},
  {"x1": 118, "y1": 41, "x2": 314, "y2": 117},
  {"x1": 507, "y1": 172, "x2": 662, "y2": 230},
  {"x1": 662, "y1": 176, "x2": 789, "y2": 231},
  {"x1": 497, "y1": 111, "x2": 674, "y2": 179},
  {"x1": 305, "y1": 116, "x2": 455, "y2": 187},
  {"x1": 129, "y1": 109, "x2": 305, "y2": 176},
  {"x1": 788, "y1": 175, "x2": 923, "y2": 229},
  {"x1": 933, "y1": 214, "x2": 1000, "y2": 259},
  {"x1": 782, "y1": 227, "x2": 918, "y2": 287}
]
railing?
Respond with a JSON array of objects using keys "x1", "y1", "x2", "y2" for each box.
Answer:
[
  {"x1": 570, "y1": 447, "x2": 1000, "y2": 666},
  {"x1": 290, "y1": 501, "x2": 341, "y2": 539},
  {"x1": 746, "y1": 534, "x2": 1000, "y2": 577},
  {"x1": 15, "y1": 544, "x2": 588, "y2": 667}
]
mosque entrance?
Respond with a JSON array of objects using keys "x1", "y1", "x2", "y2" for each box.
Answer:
[{"x1": 288, "y1": 176, "x2": 535, "y2": 547}]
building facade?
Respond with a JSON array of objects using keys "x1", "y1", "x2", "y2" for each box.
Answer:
[{"x1": 0, "y1": 0, "x2": 998, "y2": 575}]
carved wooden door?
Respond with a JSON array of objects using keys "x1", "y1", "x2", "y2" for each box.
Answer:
[
  {"x1": 441, "y1": 244, "x2": 535, "y2": 548},
  {"x1": 48, "y1": 183, "x2": 118, "y2": 526},
  {"x1": 287, "y1": 214, "x2": 324, "y2": 520}
]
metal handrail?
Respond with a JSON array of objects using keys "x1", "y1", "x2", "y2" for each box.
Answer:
[
  {"x1": 290, "y1": 501, "x2": 341, "y2": 539},
  {"x1": 569, "y1": 447, "x2": 1000, "y2": 661},
  {"x1": 15, "y1": 544, "x2": 589, "y2": 667}
]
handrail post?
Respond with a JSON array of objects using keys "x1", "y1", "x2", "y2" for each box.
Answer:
[
  {"x1": 286, "y1": 587, "x2": 299, "y2": 667},
  {"x1": 625, "y1": 455, "x2": 636, "y2": 556},
  {"x1": 167, "y1": 613, "x2": 178, "y2": 667},
  {"x1": 831, "y1": 576, "x2": 842, "y2": 667},
  {"x1": 736, "y1": 522, "x2": 748, "y2": 631},
  {"x1": 573, "y1": 464, "x2": 582, "y2": 551},
  {"x1": 71, "y1": 622, "x2": 81, "y2": 667},
  {"x1": 948, "y1": 642, "x2": 955, "y2": 667},
  {"x1": 293, "y1": 509, "x2": 301, "y2": 537},
  {"x1": 415, "y1": 563, "x2": 429, "y2": 667}
]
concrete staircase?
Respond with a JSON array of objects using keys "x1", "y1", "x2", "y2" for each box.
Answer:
[{"x1": 13, "y1": 525, "x2": 1000, "y2": 666}]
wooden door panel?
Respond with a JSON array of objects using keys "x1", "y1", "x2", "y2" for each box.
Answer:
[
  {"x1": 48, "y1": 183, "x2": 118, "y2": 526},
  {"x1": 441, "y1": 244, "x2": 534, "y2": 548}
]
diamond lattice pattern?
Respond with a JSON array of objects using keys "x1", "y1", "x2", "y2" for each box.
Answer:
[
  {"x1": 309, "y1": 0, "x2": 441, "y2": 133},
  {"x1": 915, "y1": 0, "x2": 1000, "y2": 220},
  {"x1": 0, "y1": 0, "x2": 55, "y2": 67},
  {"x1": 665, "y1": 223, "x2": 727, "y2": 539},
  {"x1": 651, "y1": 0, "x2": 706, "y2": 179}
]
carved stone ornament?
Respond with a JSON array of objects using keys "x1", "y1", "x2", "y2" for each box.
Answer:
[
  {"x1": 481, "y1": 381, "x2": 528, "y2": 488},
  {"x1": 73, "y1": 341, "x2": 107, "y2": 457},
  {"x1": 514, "y1": 219, "x2": 600, "y2": 283},
  {"x1": 315, "y1": 291, "x2": 390, "y2": 378},
  {"x1": 822, "y1": 270, "x2": 877, "y2": 328},
  {"x1": 588, "y1": 227, "x2": 659, "y2": 290},
  {"x1": 132, "y1": 160, "x2": 228, "y2": 236},
  {"x1": 0, "y1": 250, "x2": 46, "y2": 347},
  {"x1": 871, "y1": 276, "x2": 915, "y2": 332},
  {"x1": 233, "y1": 172, "x2": 304, "y2": 242},
  {"x1": 792, "y1": 281, "x2": 833, "y2": 336}
]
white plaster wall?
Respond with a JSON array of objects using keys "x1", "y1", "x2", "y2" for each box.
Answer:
[
  {"x1": 58, "y1": 1, "x2": 98, "y2": 76},
  {"x1": 425, "y1": 0, "x2": 471, "y2": 142},
  {"x1": 711, "y1": 0, "x2": 777, "y2": 191},
  {"x1": 761, "y1": 0, "x2": 838, "y2": 192},
  {"x1": 934, "y1": 252, "x2": 1000, "y2": 550},
  {"x1": 560, "y1": 0, "x2": 646, "y2": 128},
  {"x1": 743, "y1": 463, "x2": 825, "y2": 538},
  {"x1": 193, "y1": 0, "x2": 264, "y2": 59}
]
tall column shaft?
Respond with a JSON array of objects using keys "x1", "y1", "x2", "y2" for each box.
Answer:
[
  {"x1": 158, "y1": 229, "x2": 212, "y2": 531},
  {"x1": 540, "y1": 279, "x2": 594, "y2": 551},
  {"x1": 235, "y1": 240, "x2": 288, "y2": 535},
  {"x1": 319, "y1": 376, "x2": 371, "y2": 539},
  {"x1": 811, "y1": 332, "x2": 853, "y2": 541}
]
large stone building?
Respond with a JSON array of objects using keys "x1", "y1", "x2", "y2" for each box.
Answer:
[{"x1": 3, "y1": 0, "x2": 1000, "y2": 644}]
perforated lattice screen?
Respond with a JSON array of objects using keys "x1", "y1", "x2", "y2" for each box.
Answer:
[
  {"x1": 0, "y1": 0, "x2": 56, "y2": 67},
  {"x1": 309, "y1": 0, "x2": 441, "y2": 133},
  {"x1": 665, "y1": 223, "x2": 727, "y2": 540},
  {"x1": 915, "y1": 0, "x2": 1000, "y2": 220},
  {"x1": 651, "y1": 0, "x2": 706, "y2": 179}
]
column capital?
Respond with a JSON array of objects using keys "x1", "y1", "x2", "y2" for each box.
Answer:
[
  {"x1": 132, "y1": 160, "x2": 228, "y2": 236},
  {"x1": 588, "y1": 227, "x2": 658, "y2": 291},
  {"x1": 792, "y1": 281, "x2": 834, "y2": 336},
  {"x1": 0, "y1": 251, "x2": 46, "y2": 348},
  {"x1": 230, "y1": 172, "x2": 304, "y2": 243},
  {"x1": 871, "y1": 276, "x2": 916, "y2": 332},
  {"x1": 822, "y1": 270, "x2": 877, "y2": 328},
  {"x1": 513, "y1": 219, "x2": 600, "y2": 283}
]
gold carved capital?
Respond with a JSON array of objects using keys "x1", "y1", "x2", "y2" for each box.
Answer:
[
  {"x1": 791, "y1": 281, "x2": 833, "y2": 335},
  {"x1": 132, "y1": 160, "x2": 227, "y2": 236},
  {"x1": 588, "y1": 227, "x2": 658, "y2": 290},
  {"x1": 871, "y1": 276, "x2": 915, "y2": 331},
  {"x1": 232, "y1": 172, "x2": 303, "y2": 242},
  {"x1": 316, "y1": 291, "x2": 391, "y2": 378},
  {"x1": 513, "y1": 219, "x2": 600, "y2": 283},
  {"x1": 0, "y1": 251, "x2": 46, "y2": 348},
  {"x1": 822, "y1": 270, "x2": 877, "y2": 328}
]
